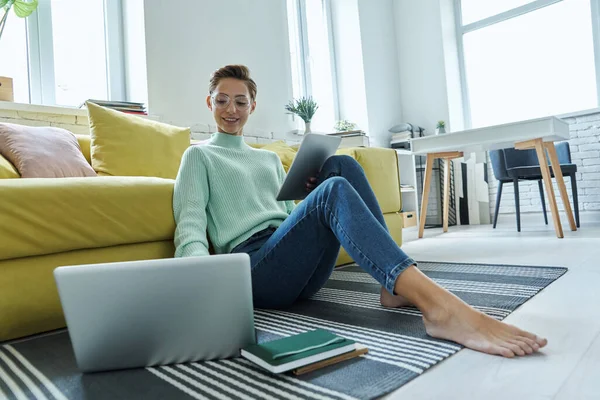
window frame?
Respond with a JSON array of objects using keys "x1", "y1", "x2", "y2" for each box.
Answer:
[
  {"x1": 23, "y1": 0, "x2": 126, "y2": 106},
  {"x1": 290, "y1": 0, "x2": 340, "y2": 126},
  {"x1": 454, "y1": 0, "x2": 600, "y2": 128}
]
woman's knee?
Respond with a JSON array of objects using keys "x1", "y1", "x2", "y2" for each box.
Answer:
[
  {"x1": 317, "y1": 176, "x2": 352, "y2": 197},
  {"x1": 323, "y1": 154, "x2": 360, "y2": 171}
]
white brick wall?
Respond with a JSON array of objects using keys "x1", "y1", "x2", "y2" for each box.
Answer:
[
  {"x1": 0, "y1": 103, "x2": 303, "y2": 146},
  {"x1": 488, "y1": 111, "x2": 600, "y2": 215},
  {"x1": 0, "y1": 106, "x2": 90, "y2": 135}
]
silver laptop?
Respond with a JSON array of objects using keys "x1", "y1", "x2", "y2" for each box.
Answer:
[
  {"x1": 277, "y1": 133, "x2": 342, "y2": 201},
  {"x1": 54, "y1": 253, "x2": 256, "y2": 373}
]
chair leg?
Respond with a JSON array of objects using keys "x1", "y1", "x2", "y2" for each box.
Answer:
[
  {"x1": 538, "y1": 179, "x2": 548, "y2": 225},
  {"x1": 493, "y1": 181, "x2": 503, "y2": 229},
  {"x1": 514, "y1": 179, "x2": 521, "y2": 232},
  {"x1": 570, "y1": 173, "x2": 580, "y2": 228}
]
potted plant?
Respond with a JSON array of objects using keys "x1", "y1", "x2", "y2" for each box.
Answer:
[
  {"x1": 285, "y1": 97, "x2": 318, "y2": 134},
  {"x1": 334, "y1": 120, "x2": 357, "y2": 132},
  {"x1": 436, "y1": 120, "x2": 446, "y2": 135},
  {"x1": 0, "y1": 0, "x2": 39, "y2": 102}
]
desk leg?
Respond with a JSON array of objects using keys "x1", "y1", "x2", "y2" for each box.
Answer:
[
  {"x1": 545, "y1": 142, "x2": 577, "y2": 232},
  {"x1": 418, "y1": 154, "x2": 434, "y2": 238},
  {"x1": 443, "y1": 158, "x2": 451, "y2": 233},
  {"x1": 533, "y1": 140, "x2": 564, "y2": 238}
]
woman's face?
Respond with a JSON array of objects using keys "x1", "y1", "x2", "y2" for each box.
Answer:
[{"x1": 206, "y1": 78, "x2": 256, "y2": 136}]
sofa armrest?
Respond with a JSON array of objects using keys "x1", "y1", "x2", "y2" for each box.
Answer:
[
  {"x1": 335, "y1": 147, "x2": 401, "y2": 214},
  {"x1": 0, "y1": 176, "x2": 175, "y2": 261}
]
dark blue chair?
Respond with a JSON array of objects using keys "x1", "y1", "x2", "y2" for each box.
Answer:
[{"x1": 489, "y1": 142, "x2": 580, "y2": 231}]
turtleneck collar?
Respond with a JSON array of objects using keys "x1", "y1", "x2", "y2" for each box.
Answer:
[{"x1": 209, "y1": 132, "x2": 247, "y2": 149}]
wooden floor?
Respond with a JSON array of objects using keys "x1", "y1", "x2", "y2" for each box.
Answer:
[{"x1": 388, "y1": 215, "x2": 600, "y2": 400}]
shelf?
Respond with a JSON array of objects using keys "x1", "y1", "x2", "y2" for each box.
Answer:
[
  {"x1": 395, "y1": 149, "x2": 413, "y2": 155},
  {"x1": 401, "y1": 188, "x2": 416, "y2": 193}
]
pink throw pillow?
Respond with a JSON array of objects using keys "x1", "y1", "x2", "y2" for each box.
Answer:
[{"x1": 0, "y1": 122, "x2": 97, "y2": 178}]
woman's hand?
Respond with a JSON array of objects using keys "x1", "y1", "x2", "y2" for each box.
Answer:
[{"x1": 305, "y1": 177, "x2": 318, "y2": 193}]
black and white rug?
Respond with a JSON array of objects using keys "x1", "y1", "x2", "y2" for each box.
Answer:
[{"x1": 0, "y1": 261, "x2": 567, "y2": 400}]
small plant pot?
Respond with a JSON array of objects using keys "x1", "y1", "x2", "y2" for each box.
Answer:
[
  {"x1": 435, "y1": 127, "x2": 446, "y2": 135},
  {"x1": 304, "y1": 121, "x2": 311, "y2": 134}
]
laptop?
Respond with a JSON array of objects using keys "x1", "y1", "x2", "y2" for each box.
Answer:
[
  {"x1": 54, "y1": 253, "x2": 256, "y2": 373},
  {"x1": 276, "y1": 133, "x2": 342, "y2": 201}
]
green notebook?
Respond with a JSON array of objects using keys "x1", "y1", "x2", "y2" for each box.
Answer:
[{"x1": 240, "y1": 329, "x2": 356, "y2": 374}]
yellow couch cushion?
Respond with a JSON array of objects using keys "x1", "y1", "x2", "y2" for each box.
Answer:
[
  {"x1": 76, "y1": 134, "x2": 92, "y2": 165},
  {"x1": 0, "y1": 154, "x2": 19, "y2": 178},
  {"x1": 0, "y1": 176, "x2": 176, "y2": 261},
  {"x1": 87, "y1": 102, "x2": 190, "y2": 179},
  {"x1": 335, "y1": 211, "x2": 403, "y2": 266},
  {"x1": 336, "y1": 147, "x2": 401, "y2": 214},
  {"x1": 261, "y1": 140, "x2": 298, "y2": 172}
]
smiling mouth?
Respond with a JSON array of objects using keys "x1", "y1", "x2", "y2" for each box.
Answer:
[{"x1": 223, "y1": 117, "x2": 239, "y2": 123}]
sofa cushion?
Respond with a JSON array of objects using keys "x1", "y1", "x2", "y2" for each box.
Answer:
[
  {"x1": 0, "y1": 176, "x2": 176, "y2": 261},
  {"x1": 87, "y1": 102, "x2": 190, "y2": 179},
  {"x1": 0, "y1": 122, "x2": 97, "y2": 178},
  {"x1": 261, "y1": 141, "x2": 298, "y2": 172},
  {"x1": 336, "y1": 147, "x2": 401, "y2": 214},
  {"x1": 0, "y1": 154, "x2": 19, "y2": 178},
  {"x1": 75, "y1": 134, "x2": 92, "y2": 165}
]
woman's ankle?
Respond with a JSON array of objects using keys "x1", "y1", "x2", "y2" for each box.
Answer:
[{"x1": 393, "y1": 265, "x2": 457, "y2": 316}]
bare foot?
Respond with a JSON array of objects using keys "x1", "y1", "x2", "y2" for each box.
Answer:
[
  {"x1": 380, "y1": 286, "x2": 412, "y2": 308},
  {"x1": 422, "y1": 296, "x2": 548, "y2": 357}
]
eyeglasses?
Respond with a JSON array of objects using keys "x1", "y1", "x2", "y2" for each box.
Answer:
[{"x1": 211, "y1": 93, "x2": 252, "y2": 110}]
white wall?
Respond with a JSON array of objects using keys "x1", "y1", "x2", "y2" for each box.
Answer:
[
  {"x1": 357, "y1": 0, "x2": 403, "y2": 148},
  {"x1": 393, "y1": 0, "x2": 452, "y2": 135},
  {"x1": 331, "y1": 0, "x2": 403, "y2": 148},
  {"x1": 331, "y1": 0, "x2": 369, "y2": 133},
  {"x1": 122, "y1": 0, "x2": 148, "y2": 104},
  {"x1": 143, "y1": 0, "x2": 295, "y2": 136}
]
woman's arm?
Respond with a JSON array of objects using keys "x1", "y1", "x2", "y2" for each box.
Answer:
[{"x1": 173, "y1": 147, "x2": 210, "y2": 257}]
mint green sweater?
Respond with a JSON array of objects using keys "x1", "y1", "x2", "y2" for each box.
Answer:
[{"x1": 173, "y1": 132, "x2": 296, "y2": 257}]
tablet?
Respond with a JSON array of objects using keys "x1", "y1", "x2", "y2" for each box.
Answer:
[{"x1": 276, "y1": 133, "x2": 342, "y2": 201}]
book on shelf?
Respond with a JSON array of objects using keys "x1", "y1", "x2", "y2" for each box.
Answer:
[
  {"x1": 327, "y1": 130, "x2": 366, "y2": 137},
  {"x1": 80, "y1": 99, "x2": 148, "y2": 115},
  {"x1": 390, "y1": 131, "x2": 412, "y2": 141},
  {"x1": 240, "y1": 329, "x2": 365, "y2": 374},
  {"x1": 340, "y1": 134, "x2": 369, "y2": 148},
  {"x1": 390, "y1": 131, "x2": 412, "y2": 149}
]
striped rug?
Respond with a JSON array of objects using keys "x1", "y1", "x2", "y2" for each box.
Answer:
[{"x1": 0, "y1": 261, "x2": 566, "y2": 400}]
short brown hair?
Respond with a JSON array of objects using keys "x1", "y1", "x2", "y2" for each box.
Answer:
[{"x1": 209, "y1": 65, "x2": 257, "y2": 100}]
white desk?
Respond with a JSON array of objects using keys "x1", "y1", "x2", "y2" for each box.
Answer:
[{"x1": 410, "y1": 116, "x2": 575, "y2": 239}]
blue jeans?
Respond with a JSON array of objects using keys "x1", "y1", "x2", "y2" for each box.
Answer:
[{"x1": 231, "y1": 155, "x2": 416, "y2": 309}]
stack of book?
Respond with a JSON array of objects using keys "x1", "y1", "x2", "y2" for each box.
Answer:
[
  {"x1": 327, "y1": 130, "x2": 369, "y2": 148},
  {"x1": 81, "y1": 100, "x2": 148, "y2": 115},
  {"x1": 241, "y1": 329, "x2": 367, "y2": 375},
  {"x1": 390, "y1": 131, "x2": 412, "y2": 150}
]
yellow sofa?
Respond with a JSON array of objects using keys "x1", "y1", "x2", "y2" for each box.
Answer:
[{"x1": 0, "y1": 134, "x2": 404, "y2": 342}]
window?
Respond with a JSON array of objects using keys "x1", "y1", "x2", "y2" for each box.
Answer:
[
  {"x1": 286, "y1": 0, "x2": 339, "y2": 132},
  {"x1": 0, "y1": 13, "x2": 29, "y2": 102},
  {"x1": 0, "y1": 0, "x2": 124, "y2": 107},
  {"x1": 456, "y1": 0, "x2": 599, "y2": 128}
]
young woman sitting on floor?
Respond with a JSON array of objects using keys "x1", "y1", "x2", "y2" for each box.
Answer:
[{"x1": 173, "y1": 64, "x2": 547, "y2": 358}]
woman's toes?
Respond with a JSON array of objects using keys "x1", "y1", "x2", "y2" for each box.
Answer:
[
  {"x1": 497, "y1": 345, "x2": 515, "y2": 358},
  {"x1": 504, "y1": 342, "x2": 525, "y2": 356},
  {"x1": 519, "y1": 336, "x2": 540, "y2": 352},
  {"x1": 516, "y1": 329, "x2": 548, "y2": 348},
  {"x1": 511, "y1": 339, "x2": 533, "y2": 354}
]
